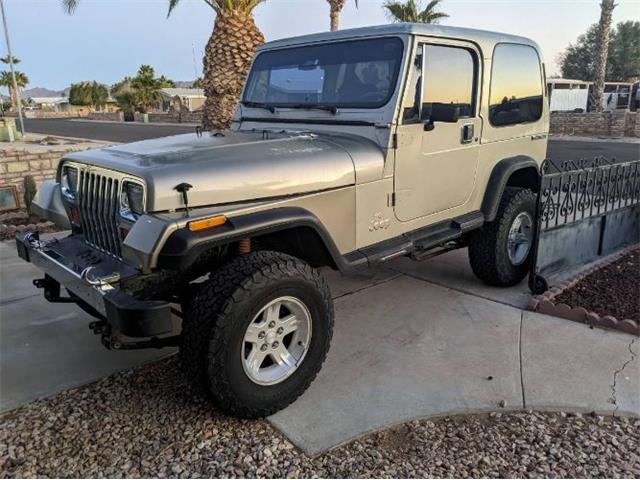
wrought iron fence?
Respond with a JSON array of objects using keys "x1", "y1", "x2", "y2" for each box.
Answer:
[
  {"x1": 538, "y1": 158, "x2": 640, "y2": 231},
  {"x1": 529, "y1": 157, "x2": 640, "y2": 293}
]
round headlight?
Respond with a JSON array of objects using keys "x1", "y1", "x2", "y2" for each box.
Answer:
[
  {"x1": 126, "y1": 182, "x2": 145, "y2": 215},
  {"x1": 120, "y1": 189, "x2": 130, "y2": 210},
  {"x1": 120, "y1": 181, "x2": 145, "y2": 220}
]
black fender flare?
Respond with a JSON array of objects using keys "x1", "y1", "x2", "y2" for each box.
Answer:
[
  {"x1": 157, "y1": 206, "x2": 366, "y2": 273},
  {"x1": 481, "y1": 156, "x2": 540, "y2": 222}
]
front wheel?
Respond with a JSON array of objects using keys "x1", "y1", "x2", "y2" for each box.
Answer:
[
  {"x1": 468, "y1": 187, "x2": 536, "y2": 286},
  {"x1": 180, "y1": 251, "x2": 333, "y2": 418}
]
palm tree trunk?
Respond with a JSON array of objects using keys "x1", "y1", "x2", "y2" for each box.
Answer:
[
  {"x1": 592, "y1": 0, "x2": 616, "y2": 113},
  {"x1": 8, "y1": 84, "x2": 16, "y2": 112},
  {"x1": 328, "y1": 0, "x2": 346, "y2": 31},
  {"x1": 202, "y1": 10, "x2": 264, "y2": 131}
]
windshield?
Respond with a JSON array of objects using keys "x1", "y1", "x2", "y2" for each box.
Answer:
[{"x1": 243, "y1": 37, "x2": 404, "y2": 109}]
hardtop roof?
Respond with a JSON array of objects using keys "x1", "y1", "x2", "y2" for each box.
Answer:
[{"x1": 259, "y1": 23, "x2": 541, "y2": 57}]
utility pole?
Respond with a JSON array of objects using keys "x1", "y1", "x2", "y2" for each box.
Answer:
[
  {"x1": 0, "y1": 0, "x2": 25, "y2": 136},
  {"x1": 192, "y1": 43, "x2": 198, "y2": 80}
]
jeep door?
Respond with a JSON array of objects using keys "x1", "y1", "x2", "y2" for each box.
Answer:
[{"x1": 393, "y1": 39, "x2": 481, "y2": 222}]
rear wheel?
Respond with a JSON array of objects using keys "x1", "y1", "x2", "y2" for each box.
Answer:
[
  {"x1": 469, "y1": 187, "x2": 536, "y2": 286},
  {"x1": 179, "y1": 251, "x2": 333, "y2": 418}
]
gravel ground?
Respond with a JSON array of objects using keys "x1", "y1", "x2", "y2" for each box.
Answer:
[
  {"x1": 555, "y1": 249, "x2": 640, "y2": 322},
  {"x1": 1, "y1": 356, "x2": 639, "y2": 478}
]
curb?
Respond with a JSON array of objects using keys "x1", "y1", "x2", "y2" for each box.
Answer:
[{"x1": 528, "y1": 244, "x2": 640, "y2": 336}]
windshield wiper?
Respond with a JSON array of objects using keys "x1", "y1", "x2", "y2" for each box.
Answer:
[
  {"x1": 286, "y1": 104, "x2": 338, "y2": 114},
  {"x1": 241, "y1": 101, "x2": 277, "y2": 113},
  {"x1": 241, "y1": 102, "x2": 338, "y2": 115}
]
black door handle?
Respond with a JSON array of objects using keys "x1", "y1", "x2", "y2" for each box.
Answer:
[{"x1": 461, "y1": 124, "x2": 474, "y2": 144}]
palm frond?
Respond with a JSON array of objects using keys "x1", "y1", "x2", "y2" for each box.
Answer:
[
  {"x1": 167, "y1": 0, "x2": 181, "y2": 17},
  {"x1": 61, "y1": 0, "x2": 79, "y2": 14},
  {"x1": 423, "y1": 0, "x2": 443, "y2": 13},
  {"x1": 0, "y1": 55, "x2": 20, "y2": 65},
  {"x1": 385, "y1": 0, "x2": 448, "y2": 23},
  {"x1": 384, "y1": 1, "x2": 411, "y2": 22},
  {"x1": 420, "y1": 0, "x2": 448, "y2": 23}
]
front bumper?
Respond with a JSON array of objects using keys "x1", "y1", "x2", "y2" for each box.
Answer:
[{"x1": 16, "y1": 232, "x2": 174, "y2": 340}]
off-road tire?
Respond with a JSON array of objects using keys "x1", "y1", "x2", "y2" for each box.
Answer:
[
  {"x1": 468, "y1": 187, "x2": 536, "y2": 286},
  {"x1": 179, "y1": 251, "x2": 334, "y2": 418}
]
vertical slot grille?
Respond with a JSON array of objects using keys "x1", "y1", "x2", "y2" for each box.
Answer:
[{"x1": 78, "y1": 169, "x2": 122, "y2": 257}]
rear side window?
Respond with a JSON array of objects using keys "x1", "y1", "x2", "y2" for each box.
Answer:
[{"x1": 489, "y1": 44, "x2": 543, "y2": 127}]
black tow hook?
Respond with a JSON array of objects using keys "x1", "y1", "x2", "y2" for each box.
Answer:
[
  {"x1": 33, "y1": 276, "x2": 75, "y2": 303},
  {"x1": 89, "y1": 320, "x2": 110, "y2": 336}
]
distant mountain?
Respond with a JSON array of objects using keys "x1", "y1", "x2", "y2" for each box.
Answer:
[
  {"x1": 19, "y1": 80, "x2": 198, "y2": 99},
  {"x1": 175, "y1": 80, "x2": 198, "y2": 88},
  {"x1": 21, "y1": 87, "x2": 65, "y2": 99}
]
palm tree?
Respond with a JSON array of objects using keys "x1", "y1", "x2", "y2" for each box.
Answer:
[
  {"x1": 326, "y1": 0, "x2": 357, "y2": 32},
  {"x1": 130, "y1": 65, "x2": 166, "y2": 113},
  {"x1": 0, "y1": 70, "x2": 28, "y2": 112},
  {"x1": 592, "y1": 0, "x2": 616, "y2": 112},
  {"x1": 0, "y1": 55, "x2": 20, "y2": 65},
  {"x1": 383, "y1": 0, "x2": 449, "y2": 24},
  {"x1": 62, "y1": 0, "x2": 265, "y2": 130}
]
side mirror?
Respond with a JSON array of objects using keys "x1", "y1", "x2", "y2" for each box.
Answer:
[
  {"x1": 421, "y1": 103, "x2": 461, "y2": 131},
  {"x1": 430, "y1": 104, "x2": 461, "y2": 123}
]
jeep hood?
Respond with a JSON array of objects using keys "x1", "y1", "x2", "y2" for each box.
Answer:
[{"x1": 64, "y1": 130, "x2": 381, "y2": 212}]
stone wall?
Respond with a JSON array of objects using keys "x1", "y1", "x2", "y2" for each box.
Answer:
[
  {"x1": 550, "y1": 111, "x2": 639, "y2": 138},
  {"x1": 625, "y1": 112, "x2": 640, "y2": 138},
  {"x1": 133, "y1": 110, "x2": 203, "y2": 124},
  {"x1": 24, "y1": 110, "x2": 89, "y2": 119},
  {"x1": 179, "y1": 110, "x2": 203, "y2": 124},
  {"x1": 87, "y1": 111, "x2": 124, "y2": 122},
  {"x1": 0, "y1": 145, "x2": 93, "y2": 207}
]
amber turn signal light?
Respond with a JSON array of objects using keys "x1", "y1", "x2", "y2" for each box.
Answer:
[{"x1": 188, "y1": 215, "x2": 227, "y2": 232}]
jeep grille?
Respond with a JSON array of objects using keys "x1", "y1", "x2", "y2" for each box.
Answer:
[{"x1": 78, "y1": 168, "x2": 123, "y2": 257}]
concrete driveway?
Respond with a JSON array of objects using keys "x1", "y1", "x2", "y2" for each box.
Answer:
[
  {"x1": 0, "y1": 239, "x2": 170, "y2": 412},
  {"x1": 1, "y1": 239, "x2": 638, "y2": 455},
  {"x1": 272, "y1": 264, "x2": 639, "y2": 454}
]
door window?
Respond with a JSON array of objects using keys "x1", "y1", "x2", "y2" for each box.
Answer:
[{"x1": 403, "y1": 44, "x2": 476, "y2": 123}]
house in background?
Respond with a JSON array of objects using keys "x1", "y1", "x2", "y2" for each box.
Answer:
[
  {"x1": 26, "y1": 96, "x2": 70, "y2": 112},
  {"x1": 158, "y1": 88, "x2": 205, "y2": 112},
  {"x1": 547, "y1": 79, "x2": 633, "y2": 112}
]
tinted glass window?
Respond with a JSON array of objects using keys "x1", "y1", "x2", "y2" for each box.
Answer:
[
  {"x1": 243, "y1": 37, "x2": 404, "y2": 108},
  {"x1": 403, "y1": 44, "x2": 475, "y2": 123},
  {"x1": 489, "y1": 44, "x2": 543, "y2": 126},
  {"x1": 423, "y1": 45, "x2": 475, "y2": 120}
]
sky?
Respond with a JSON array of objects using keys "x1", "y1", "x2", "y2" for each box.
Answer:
[{"x1": 5, "y1": 0, "x2": 640, "y2": 91}]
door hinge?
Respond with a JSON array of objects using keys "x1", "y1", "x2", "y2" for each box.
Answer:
[
  {"x1": 388, "y1": 192, "x2": 396, "y2": 207},
  {"x1": 391, "y1": 133, "x2": 398, "y2": 149}
]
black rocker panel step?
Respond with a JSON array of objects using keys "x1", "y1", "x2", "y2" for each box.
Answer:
[{"x1": 411, "y1": 211, "x2": 484, "y2": 251}]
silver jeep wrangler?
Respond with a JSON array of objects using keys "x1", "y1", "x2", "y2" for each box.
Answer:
[{"x1": 17, "y1": 23, "x2": 548, "y2": 417}]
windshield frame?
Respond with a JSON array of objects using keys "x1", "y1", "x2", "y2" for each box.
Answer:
[{"x1": 242, "y1": 36, "x2": 406, "y2": 111}]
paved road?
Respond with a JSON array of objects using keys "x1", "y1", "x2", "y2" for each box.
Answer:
[
  {"x1": 24, "y1": 118, "x2": 640, "y2": 161},
  {"x1": 546, "y1": 139, "x2": 639, "y2": 163}
]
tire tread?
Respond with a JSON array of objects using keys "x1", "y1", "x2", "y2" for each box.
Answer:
[
  {"x1": 180, "y1": 251, "x2": 333, "y2": 418},
  {"x1": 469, "y1": 187, "x2": 536, "y2": 286}
]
